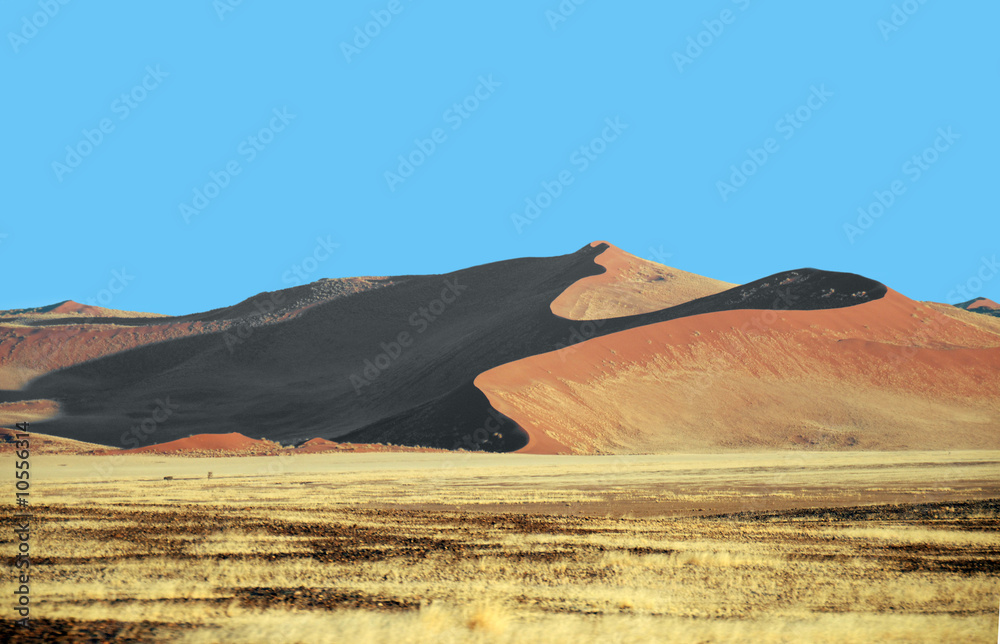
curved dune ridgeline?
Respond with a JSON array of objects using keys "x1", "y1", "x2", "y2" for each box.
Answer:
[
  {"x1": 477, "y1": 289, "x2": 1000, "y2": 454},
  {"x1": 550, "y1": 241, "x2": 735, "y2": 320},
  {"x1": 5, "y1": 242, "x2": 993, "y2": 454}
]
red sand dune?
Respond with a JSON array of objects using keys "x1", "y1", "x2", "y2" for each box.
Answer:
[
  {"x1": 477, "y1": 289, "x2": 1000, "y2": 454},
  {"x1": 121, "y1": 432, "x2": 280, "y2": 455},
  {"x1": 6, "y1": 242, "x2": 998, "y2": 455},
  {"x1": 0, "y1": 279, "x2": 392, "y2": 391},
  {"x1": 966, "y1": 298, "x2": 999, "y2": 311},
  {"x1": 0, "y1": 321, "x2": 219, "y2": 390},
  {"x1": 551, "y1": 241, "x2": 733, "y2": 320},
  {"x1": 46, "y1": 300, "x2": 118, "y2": 317}
]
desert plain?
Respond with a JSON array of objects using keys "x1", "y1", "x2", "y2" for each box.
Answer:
[{"x1": 2, "y1": 449, "x2": 998, "y2": 643}]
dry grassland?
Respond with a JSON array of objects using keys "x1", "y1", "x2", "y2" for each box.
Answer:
[{"x1": 2, "y1": 451, "x2": 999, "y2": 642}]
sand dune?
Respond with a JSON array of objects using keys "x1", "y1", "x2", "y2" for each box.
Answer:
[
  {"x1": 0, "y1": 279, "x2": 393, "y2": 391},
  {"x1": 957, "y1": 297, "x2": 1000, "y2": 317},
  {"x1": 476, "y1": 289, "x2": 1000, "y2": 454},
  {"x1": 2, "y1": 242, "x2": 994, "y2": 455},
  {"x1": 0, "y1": 300, "x2": 167, "y2": 321},
  {"x1": 0, "y1": 424, "x2": 108, "y2": 454},
  {"x1": 551, "y1": 241, "x2": 734, "y2": 320},
  {"x1": 116, "y1": 432, "x2": 281, "y2": 455}
]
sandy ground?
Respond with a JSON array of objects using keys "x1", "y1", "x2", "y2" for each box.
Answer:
[{"x1": 33, "y1": 450, "x2": 1000, "y2": 517}]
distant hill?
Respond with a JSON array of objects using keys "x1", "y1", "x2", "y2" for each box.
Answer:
[{"x1": 956, "y1": 297, "x2": 1000, "y2": 318}]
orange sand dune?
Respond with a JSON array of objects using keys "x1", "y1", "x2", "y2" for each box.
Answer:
[
  {"x1": 46, "y1": 300, "x2": 122, "y2": 317},
  {"x1": 954, "y1": 297, "x2": 1000, "y2": 320},
  {"x1": 121, "y1": 432, "x2": 280, "y2": 455},
  {"x1": 550, "y1": 241, "x2": 734, "y2": 320},
  {"x1": 0, "y1": 300, "x2": 167, "y2": 320},
  {"x1": 925, "y1": 301, "x2": 1000, "y2": 336},
  {"x1": 965, "y1": 297, "x2": 999, "y2": 310},
  {"x1": 9, "y1": 242, "x2": 994, "y2": 454},
  {"x1": 477, "y1": 289, "x2": 1000, "y2": 454}
]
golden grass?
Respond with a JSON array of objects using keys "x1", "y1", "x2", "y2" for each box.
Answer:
[{"x1": 4, "y1": 452, "x2": 999, "y2": 642}]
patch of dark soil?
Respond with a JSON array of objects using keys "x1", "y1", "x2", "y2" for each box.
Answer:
[
  {"x1": 710, "y1": 498, "x2": 1000, "y2": 523},
  {"x1": 231, "y1": 586, "x2": 420, "y2": 611},
  {"x1": 0, "y1": 619, "x2": 185, "y2": 643}
]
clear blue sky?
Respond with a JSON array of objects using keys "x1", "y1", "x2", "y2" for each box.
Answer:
[{"x1": 3, "y1": 2, "x2": 997, "y2": 315}]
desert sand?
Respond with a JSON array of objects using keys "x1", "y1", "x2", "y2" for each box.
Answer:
[
  {"x1": 477, "y1": 288, "x2": 1000, "y2": 454},
  {"x1": 550, "y1": 241, "x2": 734, "y2": 320},
  {"x1": 1, "y1": 242, "x2": 997, "y2": 457}
]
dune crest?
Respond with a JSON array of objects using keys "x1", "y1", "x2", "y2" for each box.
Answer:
[
  {"x1": 477, "y1": 289, "x2": 1000, "y2": 454},
  {"x1": 4, "y1": 243, "x2": 995, "y2": 455},
  {"x1": 120, "y1": 432, "x2": 281, "y2": 455},
  {"x1": 550, "y1": 241, "x2": 734, "y2": 320}
]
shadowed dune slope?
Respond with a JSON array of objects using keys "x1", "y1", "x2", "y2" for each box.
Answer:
[
  {"x1": 5, "y1": 243, "x2": 891, "y2": 451},
  {"x1": 0, "y1": 278, "x2": 393, "y2": 390},
  {"x1": 551, "y1": 241, "x2": 735, "y2": 319},
  {"x1": 476, "y1": 289, "x2": 1000, "y2": 454}
]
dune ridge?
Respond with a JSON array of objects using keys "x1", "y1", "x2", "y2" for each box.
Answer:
[
  {"x1": 550, "y1": 241, "x2": 735, "y2": 320},
  {"x1": 2, "y1": 241, "x2": 994, "y2": 455},
  {"x1": 476, "y1": 289, "x2": 1000, "y2": 454}
]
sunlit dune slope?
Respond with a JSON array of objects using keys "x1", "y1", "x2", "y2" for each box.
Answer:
[
  {"x1": 9, "y1": 243, "x2": 890, "y2": 451},
  {"x1": 477, "y1": 289, "x2": 1000, "y2": 454},
  {"x1": 551, "y1": 241, "x2": 734, "y2": 320}
]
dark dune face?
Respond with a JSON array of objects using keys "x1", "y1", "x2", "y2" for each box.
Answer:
[{"x1": 5, "y1": 243, "x2": 894, "y2": 450}]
